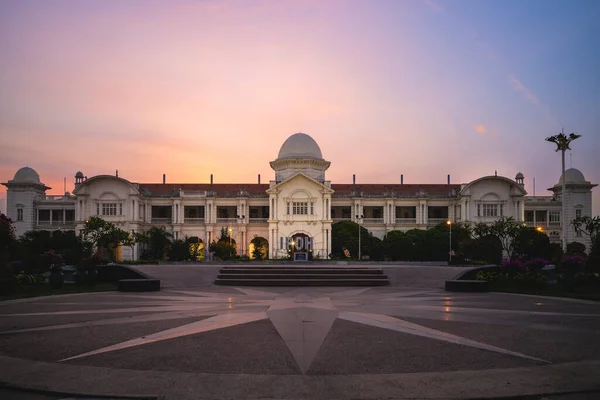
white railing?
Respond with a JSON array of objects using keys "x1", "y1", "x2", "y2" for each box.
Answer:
[
  {"x1": 151, "y1": 217, "x2": 172, "y2": 224},
  {"x1": 184, "y1": 218, "x2": 205, "y2": 224},
  {"x1": 395, "y1": 218, "x2": 417, "y2": 224},
  {"x1": 36, "y1": 221, "x2": 75, "y2": 228},
  {"x1": 248, "y1": 218, "x2": 268, "y2": 224},
  {"x1": 332, "y1": 217, "x2": 352, "y2": 222},
  {"x1": 427, "y1": 218, "x2": 448, "y2": 225},
  {"x1": 36, "y1": 195, "x2": 75, "y2": 201},
  {"x1": 362, "y1": 218, "x2": 384, "y2": 224},
  {"x1": 216, "y1": 218, "x2": 238, "y2": 224}
]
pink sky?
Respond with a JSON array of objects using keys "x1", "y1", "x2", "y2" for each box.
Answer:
[{"x1": 1, "y1": 0, "x2": 599, "y2": 214}]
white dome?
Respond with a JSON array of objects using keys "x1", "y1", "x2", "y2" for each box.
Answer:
[
  {"x1": 277, "y1": 133, "x2": 323, "y2": 160},
  {"x1": 557, "y1": 168, "x2": 586, "y2": 185},
  {"x1": 13, "y1": 167, "x2": 41, "y2": 184}
]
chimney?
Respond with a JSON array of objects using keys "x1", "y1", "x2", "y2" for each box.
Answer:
[
  {"x1": 210, "y1": 174, "x2": 213, "y2": 185},
  {"x1": 401, "y1": 174, "x2": 404, "y2": 184},
  {"x1": 258, "y1": 174, "x2": 261, "y2": 184},
  {"x1": 162, "y1": 174, "x2": 166, "y2": 184},
  {"x1": 447, "y1": 174, "x2": 450, "y2": 184},
  {"x1": 353, "y1": 174, "x2": 356, "y2": 184}
]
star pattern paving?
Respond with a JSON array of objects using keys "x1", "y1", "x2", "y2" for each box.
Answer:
[{"x1": 2, "y1": 287, "x2": 599, "y2": 374}]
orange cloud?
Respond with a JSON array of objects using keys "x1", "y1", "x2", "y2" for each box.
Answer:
[{"x1": 475, "y1": 124, "x2": 487, "y2": 134}]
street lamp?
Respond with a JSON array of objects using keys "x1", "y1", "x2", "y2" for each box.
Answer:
[
  {"x1": 290, "y1": 240, "x2": 295, "y2": 259},
  {"x1": 446, "y1": 220, "x2": 452, "y2": 264},
  {"x1": 356, "y1": 214, "x2": 364, "y2": 261},
  {"x1": 545, "y1": 130, "x2": 581, "y2": 251},
  {"x1": 228, "y1": 227, "x2": 232, "y2": 247}
]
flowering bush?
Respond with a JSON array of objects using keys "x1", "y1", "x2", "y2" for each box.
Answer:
[
  {"x1": 40, "y1": 250, "x2": 65, "y2": 272},
  {"x1": 524, "y1": 258, "x2": 549, "y2": 272},
  {"x1": 77, "y1": 253, "x2": 103, "y2": 272},
  {"x1": 561, "y1": 254, "x2": 586, "y2": 274},
  {"x1": 501, "y1": 259, "x2": 525, "y2": 277}
]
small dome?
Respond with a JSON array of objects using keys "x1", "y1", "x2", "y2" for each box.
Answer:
[
  {"x1": 13, "y1": 167, "x2": 41, "y2": 184},
  {"x1": 75, "y1": 171, "x2": 84, "y2": 178},
  {"x1": 557, "y1": 168, "x2": 586, "y2": 185},
  {"x1": 277, "y1": 133, "x2": 323, "y2": 160},
  {"x1": 515, "y1": 172, "x2": 524, "y2": 179}
]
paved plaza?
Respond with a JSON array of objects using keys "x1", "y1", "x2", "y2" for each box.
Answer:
[{"x1": 0, "y1": 264, "x2": 599, "y2": 399}]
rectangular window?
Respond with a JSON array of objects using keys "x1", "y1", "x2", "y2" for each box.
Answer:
[
  {"x1": 310, "y1": 202, "x2": 314, "y2": 215},
  {"x1": 576, "y1": 209, "x2": 582, "y2": 219},
  {"x1": 119, "y1": 203, "x2": 123, "y2": 215},
  {"x1": 292, "y1": 202, "x2": 308, "y2": 215},
  {"x1": 549, "y1": 211, "x2": 560, "y2": 223},
  {"x1": 482, "y1": 204, "x2": 498, "y2": 217},
  {"x1": 286, "y1": 202, "x2": 290, "y2": 215},
  {"x1": 17, "y1": 208, "x2": 23, "y2": 221},
  {"x1": 102, "y1": 203, "x2": 117, "y2": 216},
  {"x1": 97, "y1": 204, "x2": 100, "y2": 215}
]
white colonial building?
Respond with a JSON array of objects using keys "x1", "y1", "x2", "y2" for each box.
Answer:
[{"x1": 3, "y1": 133, "x2": 596, "y2": 260}]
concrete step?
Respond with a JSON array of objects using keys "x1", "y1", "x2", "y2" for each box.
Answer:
[
  {"x1": 214, "y1": 278, "x2": 390, "y2": 286},
  {"x1": 217, "y1": 273, "x2": 389, "y2": 280},
  {"x1": 219, "y1": 268, "x2": 384, "y2": 274}
]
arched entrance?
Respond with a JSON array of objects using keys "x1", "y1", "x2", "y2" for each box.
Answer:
[
  {"x1": 187, "y1": 236, "x2": 205, "y2": 261},
  {"x1": 249, "y1": 236, "x2": 269, "y2": 260},
  {"x1": 290, "y1": 232, "x2": 313, "y2": 261}
]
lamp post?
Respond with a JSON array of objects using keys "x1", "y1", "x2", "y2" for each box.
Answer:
[
  {"x1": 447, "y1": 219, "x2": 452, "y2": 264},
  {"x1": 545, "y1": 131, "x2": 581, "y2": 251},
  {"x1": 356, "y1": 214, "x2": 364, "y2": 261},
  {"x1": 290, "y1": 240, "x2": 295, "y2": 259}
]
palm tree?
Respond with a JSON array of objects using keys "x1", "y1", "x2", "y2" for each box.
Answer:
[{"x1": 545, "y1": 131, "x2": 581, "y2": 251}]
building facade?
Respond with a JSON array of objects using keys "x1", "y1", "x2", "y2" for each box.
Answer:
[{"x1": 3, "y1": 133, "x2": 597, "y2": 259}]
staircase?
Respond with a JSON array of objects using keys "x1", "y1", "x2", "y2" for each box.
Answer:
[{"x1": 214, "y1": 266, "x2": 390, "y2": 286}]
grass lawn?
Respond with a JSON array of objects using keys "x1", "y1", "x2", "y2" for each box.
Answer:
[{"x1": 0, "y1": 283, "x2": 118, "y2": 301}]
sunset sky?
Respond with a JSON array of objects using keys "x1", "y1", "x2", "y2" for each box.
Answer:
[{"x1": 1, "y1": 0, "x2": 599, "y2": 213}]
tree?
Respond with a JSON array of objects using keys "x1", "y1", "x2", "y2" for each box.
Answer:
[
  {"x1": 168, "y1": 239, "x2": 193, "y2": 261},
  {"x1": 82, "y1": 217, "x2": 134, "y2": 261},
  {"x1": 488, "y1": 217, "x2": 520, "y2": 260},
  {"x1": 250, "y1": 236, "x2": 268, "y2": 260},
  {"x1": 0, "y1": 213, "x2": 17, "y2": 275},
  {"x1": 145, "y1": 226, "x2": 173, "y2": 260},
  {"x1": 331, "y1": 221, "x2": 382, "y2": 260},
  {"x1": 513, "y1": 226, "x2": 551, "y2": 260},
  {"x1": 572, "y1": 215, "x2": 600, "y2": 273},
  {"x1": 572, "y1": 216, "x2": 600, "y2": 254}
]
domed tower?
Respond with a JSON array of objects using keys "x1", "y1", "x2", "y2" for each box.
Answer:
[
  {"x1": 549, "y1": 168, "x2": 597, "y2": 246},
  {"x1": 2, "y1": 167, "x2": 51, "y2": 237},
  {"x1": 515, "y1": 172, "x2": 524, "y2": 186},
  {"x1": 270, "y1": 133, "x2": 331, "y2": 183},
  {"x1": 75, "y1": 171, "x2": 84, "y2": 188}
]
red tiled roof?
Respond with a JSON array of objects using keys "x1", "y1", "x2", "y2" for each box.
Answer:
[
  {"x1": 139, "y1": 183, "x2": 270, "y2": 197},
  {"x1": 138, "y1": 183, "x2": 461, "y2": 198},
  {"x1": 331, "y1": 184, "x2": 461, "y2": 198}
]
